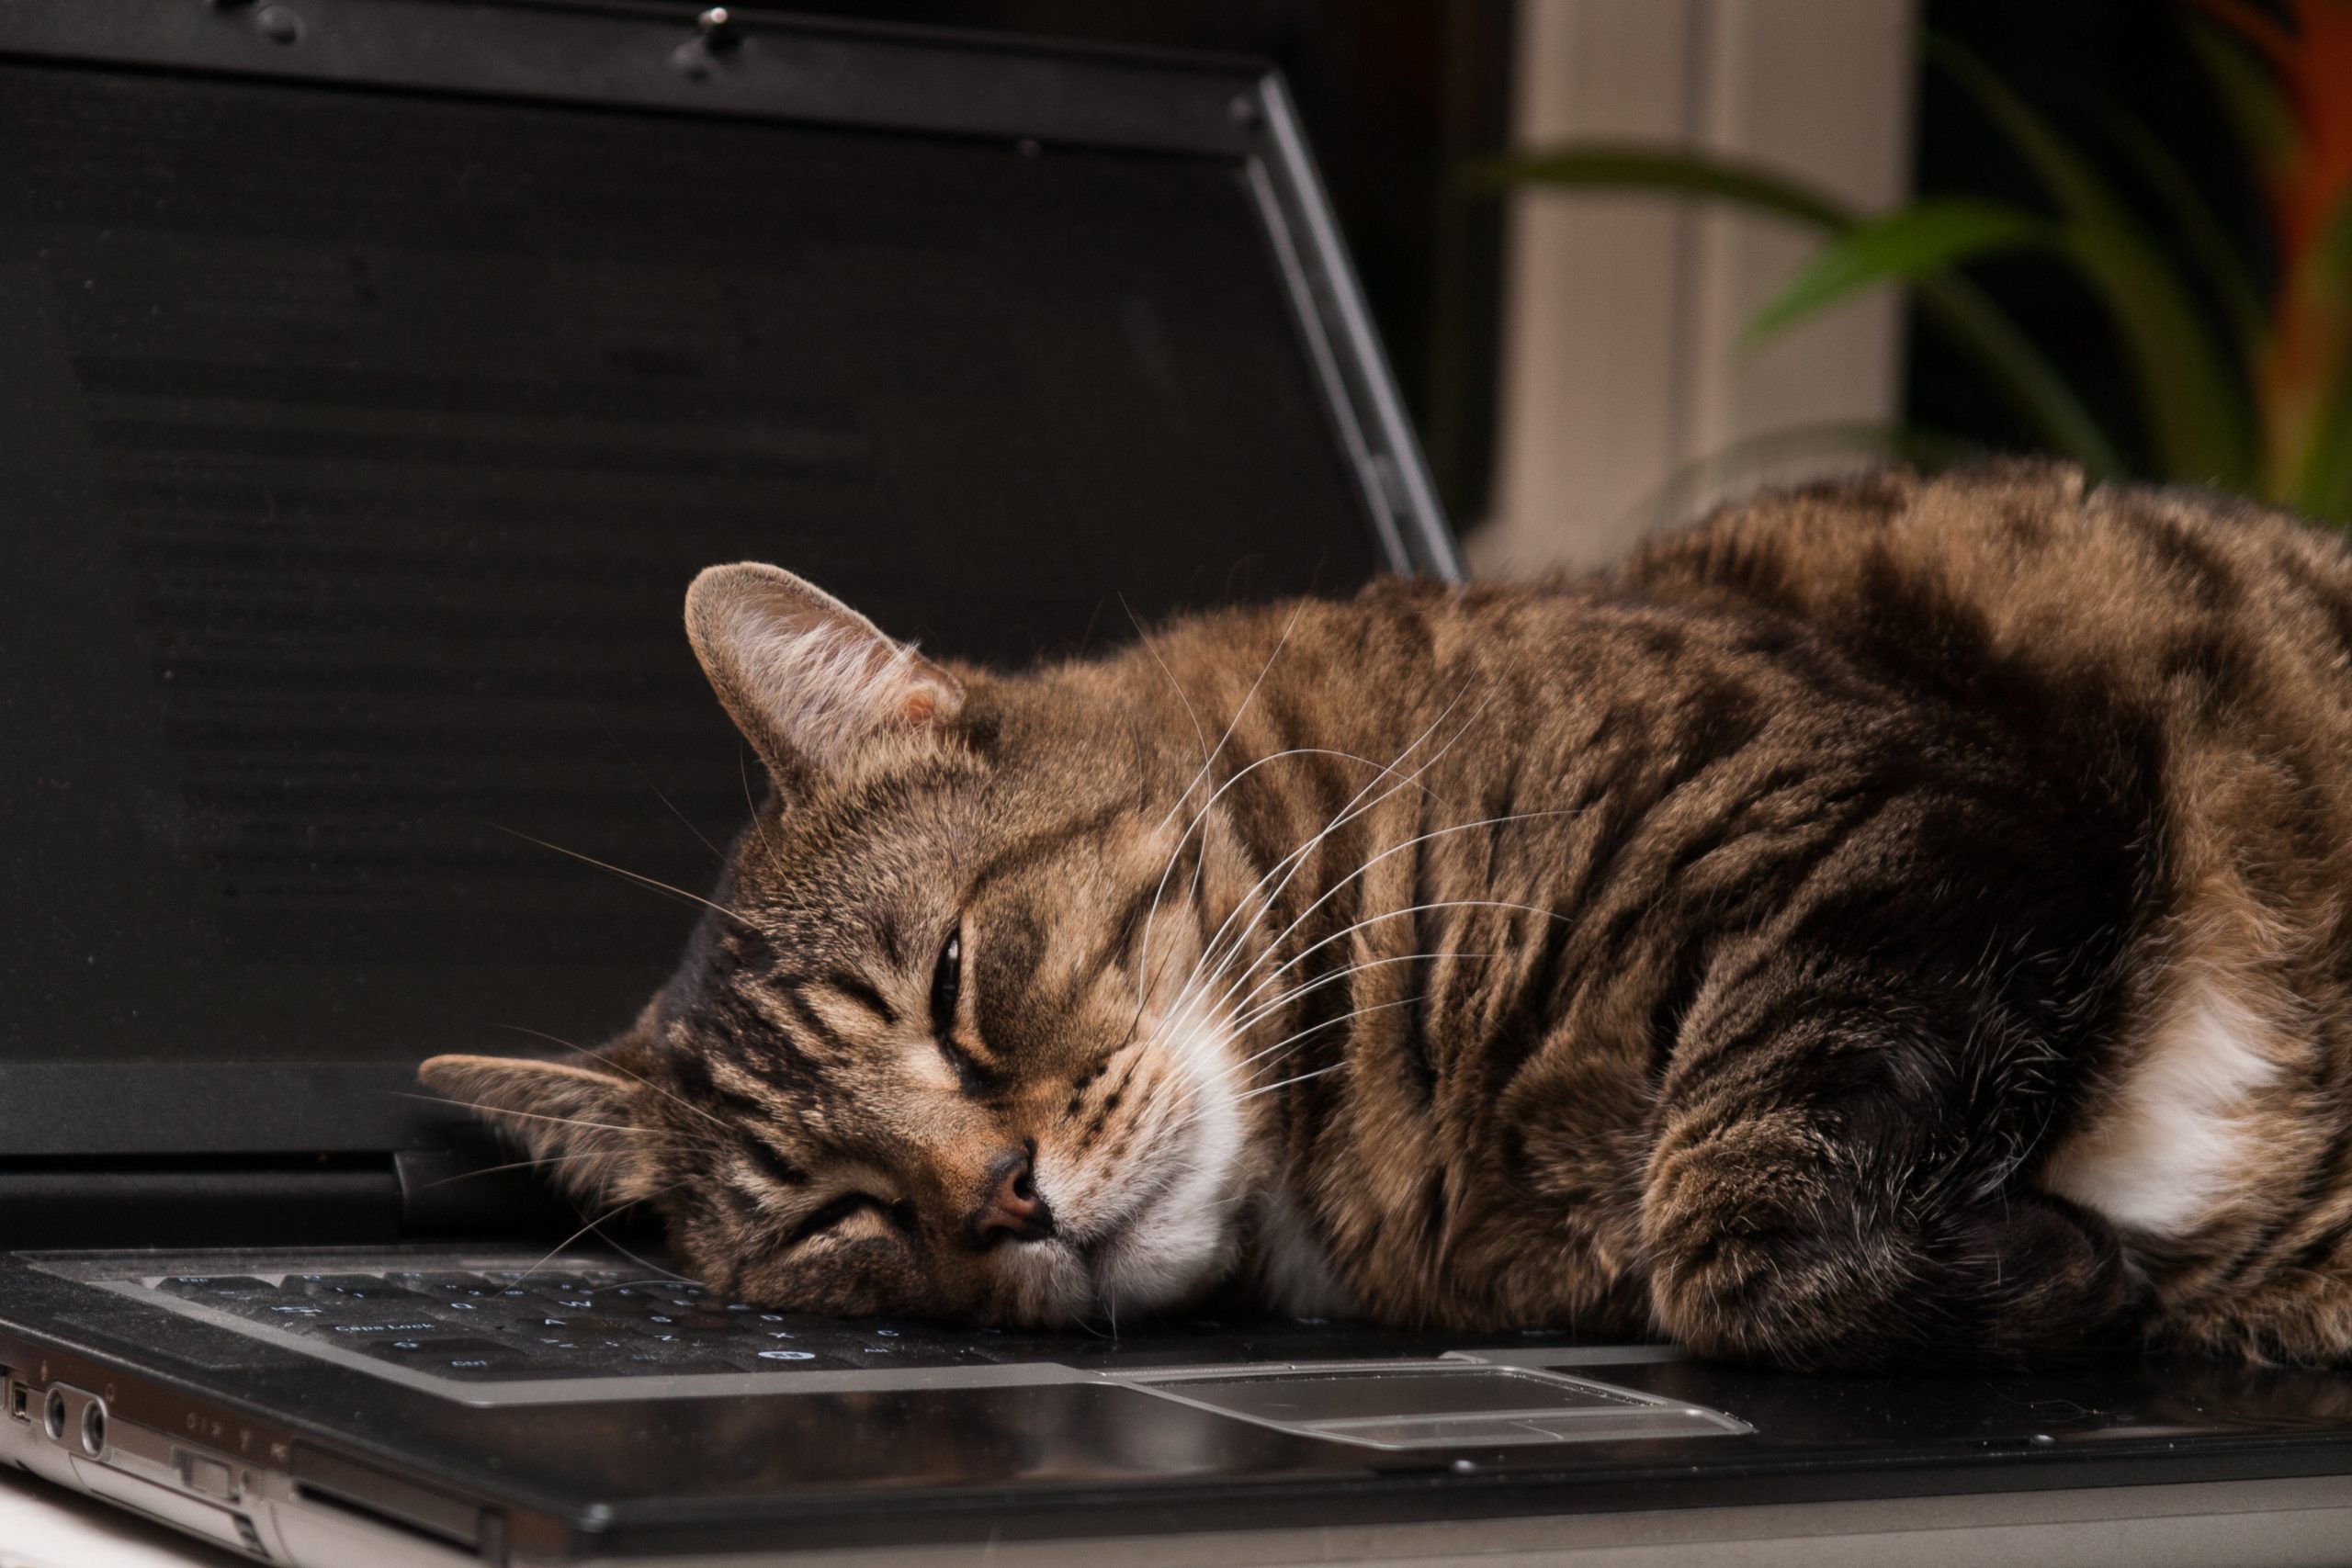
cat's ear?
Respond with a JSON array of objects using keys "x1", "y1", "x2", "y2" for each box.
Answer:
[
  {"x1": 417, "y1": 1053, "x2": 661, "y2": 1206},
  {"x1": 684, "y1": 562, "x2": 963, "y2": 787}
]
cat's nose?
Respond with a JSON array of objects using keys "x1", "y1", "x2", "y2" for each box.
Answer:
[{"x1": 967, "y1": 1151, "x2": 1056, "y2": 1247}]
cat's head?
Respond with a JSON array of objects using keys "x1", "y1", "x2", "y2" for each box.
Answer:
[{"x1": 422, "y1": 564, "x2": 1271, "y2": 1325}]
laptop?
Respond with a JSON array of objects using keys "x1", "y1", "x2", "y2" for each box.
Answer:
[{"x1": 7, "y1": 4, "x2": 2352, "y2": 1565}]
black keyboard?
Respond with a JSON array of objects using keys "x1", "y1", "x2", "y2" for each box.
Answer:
[{"x1": 130, "y1": 1266, "x2": 1092, "y2": 1381}]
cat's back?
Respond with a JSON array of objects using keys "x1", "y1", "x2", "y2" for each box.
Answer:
[
  {"x1": 1617, "y1": 461, "x2": 2352, "y2": 732},
  {"x1": 1617, "y1": 464, "x2": 2352, "y2": 1358},
  {"x1": 1619, "y1": 462, "x2": 2352, "y2": 912}
]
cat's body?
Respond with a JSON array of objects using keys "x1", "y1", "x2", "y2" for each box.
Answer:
[{"x1": 426, "y1": 462, "x2": 2352, "y2": 1371}]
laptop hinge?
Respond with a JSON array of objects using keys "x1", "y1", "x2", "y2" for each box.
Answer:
[
  {"x1": 0, "y1": 1139, "x2": 572, "y2": 1248},
  {"x1": 0, "y1": 1159, "x2": 404, "y2": 1248},
  {"x1": 392, "y1": 1147, "x2": 574, "y2": 1239}
]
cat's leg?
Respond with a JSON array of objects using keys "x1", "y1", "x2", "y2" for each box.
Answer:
[
  {"x1": 1636, "y1": 1006, "x2": 2149, "y2": 1371},
  {"x1": 2151, "y1": 1272, "x2": 2352, "y2": 1367}
]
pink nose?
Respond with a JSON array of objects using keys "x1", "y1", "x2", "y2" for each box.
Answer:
[{"x1": 968, "y1": 1153, "x2": 1055, "y2": 1247}]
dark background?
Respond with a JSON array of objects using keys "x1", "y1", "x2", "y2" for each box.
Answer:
[
  {"x1": 0, "y1": 46, "x2": 1388, "y2": 1061},
  {"x1": 751, "y1": 0, "x2": 1521, "y2": 525},
  {"x1": 768, "y1": 0, "x2": 2274, "y2": 515},
  {"x1": 1910, "y1": 0, "x2": 2268, "y2": 471}
]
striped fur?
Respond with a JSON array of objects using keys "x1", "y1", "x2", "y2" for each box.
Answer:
[{"x1": 426, "y1": 463, "x2": 2352, "y2": 1371}]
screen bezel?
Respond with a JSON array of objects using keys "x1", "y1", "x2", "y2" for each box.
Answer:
[{"x1": 0, "y1": 0, "x2": 1462, "y2": 1163}]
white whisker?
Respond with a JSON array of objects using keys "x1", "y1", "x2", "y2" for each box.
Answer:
[
  {"x1": 1233, "y1": 897, "x2": 1570, "y2": 1020},
  {"x1": 509, "y1": 1179, "x2": 689, "y2": 1286},
  {"x1": 576, "y1": 1236, "x2": 696, "y2": 1289},
  {"x1": 1223, "y1": 997, "x2": 1419, "y2": 1096},
  {"x1": 492, "y1": 1024, "x2": 736, "y2": 1133},
  {"x1": 1231, "y1": 1064, "x2": 1345, "y2": 1105},
  {"x1": 491, "y1": 825, "x2": 753, "y2": 931},
  {"x1": 1130, "y1": 741, "x2": 1438, "y2": 1013},
  {"x1": 411, "y1": 1146, "x2": 700, "y2": 1190},
  {"x1": 1230, "y1": 953, "x2": 1493, "y2": 1034},
  {"x1": 1155, "y1": 604, "x2": 1306, "y2": 833},
  {"x1": 1132, "y1": 607, "x2": 1308, "y2": 1006},
  {"x1": 739, "y1": 746, "x2": 777, "y2": 860},
  {"x1": 390, "y1": 1090, "x2": 666, "y2": 1139},
  {"x1": 1123, "y1": 592, "x2": 1210, "y2": 766},
  {"x1": 1153, "y1": 689, "x2": 1487, "y2": 1021},
  {"x1": 1215, "y1": 807, "x2": 1584, "y2": 1021}
]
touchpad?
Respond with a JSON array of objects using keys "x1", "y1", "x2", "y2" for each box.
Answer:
[{"x1": 1121, "y1": 1363, "x2": 1747, "y2": 1450}]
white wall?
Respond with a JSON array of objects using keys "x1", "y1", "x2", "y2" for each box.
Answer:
[{"x1": 1471, "y1": 0, "x2": 1920, "y2": 577}]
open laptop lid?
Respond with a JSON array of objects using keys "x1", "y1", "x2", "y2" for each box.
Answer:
[{"x1": 0, "y1": 2, "x2": 1457, "y2": 1178}]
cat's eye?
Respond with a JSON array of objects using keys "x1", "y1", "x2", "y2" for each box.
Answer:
[
  {"x1": 788, "y1": 1191, "x2": 886, "y2": 1247},
  {"x1": 930, "y1": 926, "x2": 963, "y2": 1037},
  {"x1": 929, "y1": 923, "x2": 993, "y2": 1095}
]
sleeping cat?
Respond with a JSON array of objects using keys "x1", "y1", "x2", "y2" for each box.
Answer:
[{"x1": 423, "y1": 461, "x2": 2352, "y2": 1371}]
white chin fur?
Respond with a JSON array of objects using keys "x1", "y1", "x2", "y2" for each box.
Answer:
[
  {"x1": 1084, "y1": 1008, "x2": 1251, "y2": 1320},
  {"x1": 990, "y1": 1235, "x2": 1095, "y2": 1323}
]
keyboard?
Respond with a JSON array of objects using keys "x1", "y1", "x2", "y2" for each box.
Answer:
[{"x1": 123, "y1": 1265, "x2": 1095, "y2": 1381}]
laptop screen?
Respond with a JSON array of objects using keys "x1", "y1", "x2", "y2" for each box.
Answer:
[{"x1": 0, "y1": 58, "x2": 1385, "y2": 1065}]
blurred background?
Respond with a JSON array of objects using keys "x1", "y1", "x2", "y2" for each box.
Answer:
[{"x1": 769, "y1": 0, "x2": 2352, "y2": 575}]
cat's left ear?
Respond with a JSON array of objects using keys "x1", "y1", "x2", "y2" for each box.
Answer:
[
  {"x1": 418, "y1": 1053, "x2": 661, "y2": 1206},
  {"x1": 684, "y1": 562, "x2": 963, "y2": 788}
]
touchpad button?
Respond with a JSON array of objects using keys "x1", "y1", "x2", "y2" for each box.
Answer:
[{"x1": 1124, "y1": 1364, "x2": 1747, "y2": 1450}]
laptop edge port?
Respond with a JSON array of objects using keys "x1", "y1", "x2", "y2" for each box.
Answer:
[{"x1": 79, "y1": 1396, "x2": 107, "y2": 1456}]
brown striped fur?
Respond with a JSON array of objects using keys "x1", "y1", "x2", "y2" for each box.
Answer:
[{"x1": 425, "y1": 461, "x2": 2352, "y2": 1371}]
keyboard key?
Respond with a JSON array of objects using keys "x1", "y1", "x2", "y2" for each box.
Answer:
[
  {"x1": 836, "y1": 1320, "x2": 984, "y2": 1356},
  {"x1": 130, "y1": 1262, "x2": 1134, "y2": 1381},
  {"x1": 863, "y1": 1346, "x2": 1001, "y2": 1368},
  {"x1": 154, "y1": 1276, "x2": 277, "y2": 1299},
  {"x1": 286, "y1": 1275, "x2": 430, "y2": 1303},
  {"x1": 310, "y1": 1317, "x2": 447, "y2": 1341},
  {"x1": 618, "y1": 1349, "x2": 739, "y2": 1373},
  {"x1": 726, "y1": 1347, "x2": 857, "y2": 1371},
  {"x1": 508, "y1": 1315, "x2": 637, "y2": 1336},
  {"x1": 644, "y1": 1311, "x2": 741, "y2": 1333},
  {"x1": 350, "y1": 1337, "x2": 553, "y2": 1378},
  {"x1": 967, "y1": 1335, "x2": 1080, "y2": 1363},
  {"x1": 735, "y1": 1327, "x2": 807, "y2": 1347},
  {"x1": 357, "y1": 1334, "x2": 507, "y2": 1359},
  {"x1": 493, "y1": 1273, "x2": 616, "y2": 1295},
  {"x1": 387, "y1": 1272, "x2": 502, "y2": 1296}
]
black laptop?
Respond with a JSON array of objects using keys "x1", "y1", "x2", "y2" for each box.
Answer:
[{"x1": 8, "y1": 5, "x2": 2352, "y2": 1565}]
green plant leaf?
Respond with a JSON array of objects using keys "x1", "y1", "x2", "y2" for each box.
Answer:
[
  {"x1": 2298, "y1": 397, "x2": 2352, "y2": 522},
  {"x1": 2183, "y1": 13, "x2": 2297, "y2": 178},
  {"x1": 2281, "y1": 188, "x2": 2352, "y2": 518},
  {"x1": 2097, "y1": 102, "x2": 2270, "y2": 355},
  {"x1": 1928, "y1": 34, "x2": 2256, "y2": 487},
  {"x1": 1471, "y1": 145, "x2": 1856, "y2": 231},
  {"x1": 1746, "y1": 198, "x2": 2056, "y2": 343},
  {"x1": 1468, "y1": 138, "x2": 2126, "y2": 478},
  {"x1": 1910, "y1": 275, "x2": 2128, "y2": 476}
]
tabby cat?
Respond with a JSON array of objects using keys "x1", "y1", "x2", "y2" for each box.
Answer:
[{"x1": 424, "y1": 462, "x2": 2352, "y2": 1371}]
